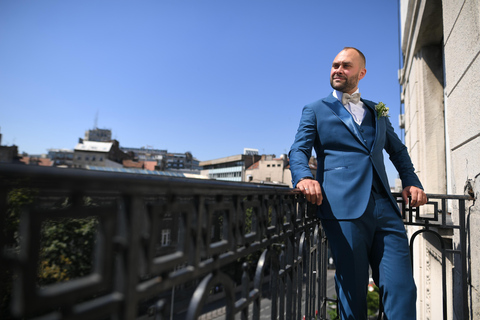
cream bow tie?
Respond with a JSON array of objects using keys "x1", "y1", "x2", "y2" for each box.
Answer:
[{"x1": 342, "y1": 92, "x2": 361, "y2": 105}]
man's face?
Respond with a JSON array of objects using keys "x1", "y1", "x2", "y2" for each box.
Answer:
[{"x1": 330, "y1": 49, "x2": 366, "y2": 94}]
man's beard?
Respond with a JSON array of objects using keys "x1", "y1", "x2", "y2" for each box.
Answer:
[{"x1": 330, "y1": 73, "x2": 359, "y2": 93}]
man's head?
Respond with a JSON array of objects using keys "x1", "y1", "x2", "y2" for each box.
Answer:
[{"x1": 330, "y1": 47, "x2": 367, "y2": 94}]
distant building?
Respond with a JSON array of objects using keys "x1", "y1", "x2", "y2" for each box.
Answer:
[
  {"x1": 122, "y1": 159, "x2": 157, "y2": 171},
  {"x1": 121, "y1": 147, "x2": 167, "y2": 161},
  {"x1": 84, "y1": 128, "x2": 112, "y2": 142},
  {"x1": 0, "y1": 132, "x2": 20, "y2": 163},
  {"x1": 245, "y1": 154, "x2": 317, "y2": 187},
  {"x1": 200, "y1": 149, "x2": 262, "y2": 182},
  {"x1": 73, "y1": 140, "x2": 131, "y2": 169},
  {"x1": 19, "y1": 157, "x2": 53, "y2": 167},
  {"x1": 245, "y1": 154, "x2": 289, "y2": 185},
  {"x1": 47, "y1": 149, "x2": 74, "y2": 167},
  {"x1": 0, "y1": 145, "x2": 19, "y2": 163},
  {"x1": 121, "y1": 147, "x2": 200, "y2": 174},
  {"x1": 160, "y1": 152, "x2": 200, "y2": 173}
]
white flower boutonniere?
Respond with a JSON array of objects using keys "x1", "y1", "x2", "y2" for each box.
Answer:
[{"x1": 375, "y1": 102, "x2": 389, "y2": 120}]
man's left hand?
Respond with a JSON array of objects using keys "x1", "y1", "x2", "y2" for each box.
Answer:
[{"x1": 402, "y1": 186, "x2": 427, "y2": 207}]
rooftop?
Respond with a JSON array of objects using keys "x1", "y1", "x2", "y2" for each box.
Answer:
[{"x1": 74, "y1": 141, "x2": 113, "y2": 153}]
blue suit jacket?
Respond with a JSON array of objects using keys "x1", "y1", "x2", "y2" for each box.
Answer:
[{"x1": 289, "y1": 93, "x2": 423, "y2": 220}]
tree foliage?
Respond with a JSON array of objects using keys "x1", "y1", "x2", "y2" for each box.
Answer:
[
  {"x1": 5, "y1": 187, "x2": 37, "y2": 244},
  {"x1": 2, "y1": 188, "x2": 99, "y2": 318},
  {"x1": 38, "y1": 216, "x2": 98, "y2": 286}
]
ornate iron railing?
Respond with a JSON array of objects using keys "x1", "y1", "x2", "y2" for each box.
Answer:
[
  {"x1": 0, "y1": 164, "x2": 329, "y2": 320},
  {"x1": 398, "y1": 192, "x2": 471, "y2": 320},
  {"x1": 0, "y1": 164, "x2": 472, "y2": 320}
]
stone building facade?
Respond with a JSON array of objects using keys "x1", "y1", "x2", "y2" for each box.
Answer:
[
  {"x1": 73, "y1": 140, "x2": 131, "y2": 169},
  {"x1": 245, "y1": 154, "x2": 317, "y2": 187},
  {"x1": 244, "y1": 154, "x2": 290, "y2": 185},
  {"x1": 399, "y1": 0, "x2": 479, "y2": 318}
]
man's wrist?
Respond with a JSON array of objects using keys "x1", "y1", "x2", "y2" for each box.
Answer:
[{"x1": 298, "y1": 177, "x2": 313, "y2": 183}]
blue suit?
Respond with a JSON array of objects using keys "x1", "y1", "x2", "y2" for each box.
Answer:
[{"x1": 289, "y1": 93, "x2": 422, "y2": 319}]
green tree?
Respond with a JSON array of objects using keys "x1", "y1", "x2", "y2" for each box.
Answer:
[
  {"x1": 2, "y1": 188, "x2": 37, "y2": 315},
  {"x1": 38, "y1": 216, "x2": 98, "y2": 286}
]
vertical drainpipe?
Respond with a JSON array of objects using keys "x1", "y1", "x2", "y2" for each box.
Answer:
[{"x1": 442, "y1": 46, "x2": 452, "y2": 195}]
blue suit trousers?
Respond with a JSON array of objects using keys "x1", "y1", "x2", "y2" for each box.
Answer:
[{"x1": 322, "y1": 191, "x2": 417, "y2": 320}]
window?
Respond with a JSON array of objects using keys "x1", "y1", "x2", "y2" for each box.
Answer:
[{"x1": 161, "y1": 229, "x2": 171, "y2": 247}]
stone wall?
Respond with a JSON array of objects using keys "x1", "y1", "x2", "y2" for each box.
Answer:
[
  {"x1": 400, "y1": 0, "x2": 479, "y2": 318},
  {"x1": 442, "y1": 1, "x2": 480, "y2": 318}
]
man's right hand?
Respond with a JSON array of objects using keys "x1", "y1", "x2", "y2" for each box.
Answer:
[{"x1": 296, "y1": 179, "x2": 323, "y2": 205}]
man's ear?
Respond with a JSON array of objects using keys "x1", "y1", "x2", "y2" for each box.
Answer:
[{"x1": 359, "y1": 68, "x2": 367, "y2": 80}]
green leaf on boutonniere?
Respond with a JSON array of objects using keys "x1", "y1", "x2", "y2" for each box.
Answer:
[{"x1": 375, "y1": 102, "x2": 389, "y2": 120}]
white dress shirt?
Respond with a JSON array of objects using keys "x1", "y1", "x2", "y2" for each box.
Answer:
[{"x1": 333, "y1": 89, "x2": 366, "y2": 125}]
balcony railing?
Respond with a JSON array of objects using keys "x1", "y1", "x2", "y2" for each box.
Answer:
[{"x1": 0, "y1": 164, "x2": 472, "y2": 320}]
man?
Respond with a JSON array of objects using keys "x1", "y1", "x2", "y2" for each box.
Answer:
[{"x1": 289, "y1": 47, "x2": 427, "y2": 319}]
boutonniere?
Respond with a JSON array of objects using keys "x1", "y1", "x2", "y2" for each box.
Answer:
[{"x1": 375, "y1": 102, "x2": 389, "y2": 120}]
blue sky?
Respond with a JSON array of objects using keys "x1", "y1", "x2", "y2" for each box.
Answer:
[{"x1": 0, "y1": 0, "x2": 405, "y2": 185}]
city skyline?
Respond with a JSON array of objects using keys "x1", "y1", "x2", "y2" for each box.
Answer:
[{"x1": 1, "y1": 0, "x2": 404, "y2": 185}]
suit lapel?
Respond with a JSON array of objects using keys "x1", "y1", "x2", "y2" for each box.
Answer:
[
  {"x1": 324, "y1": 94, "x2": 368, "y2": 149},
  {"x1": 362, "y1": 99, "x2": 383, "y2": 152}
]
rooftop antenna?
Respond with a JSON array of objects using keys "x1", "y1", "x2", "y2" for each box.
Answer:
[{"x1": 94, "y1": 110, "x2": 99, "y2": 129}]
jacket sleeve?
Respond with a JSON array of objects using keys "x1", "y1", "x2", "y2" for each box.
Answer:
[
  {"x1": 383, "y1": 117, "x2": 424, "y2": 190},
  {"x1": 289, "y1": 105, "x2": 317, "y2": 187}
]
